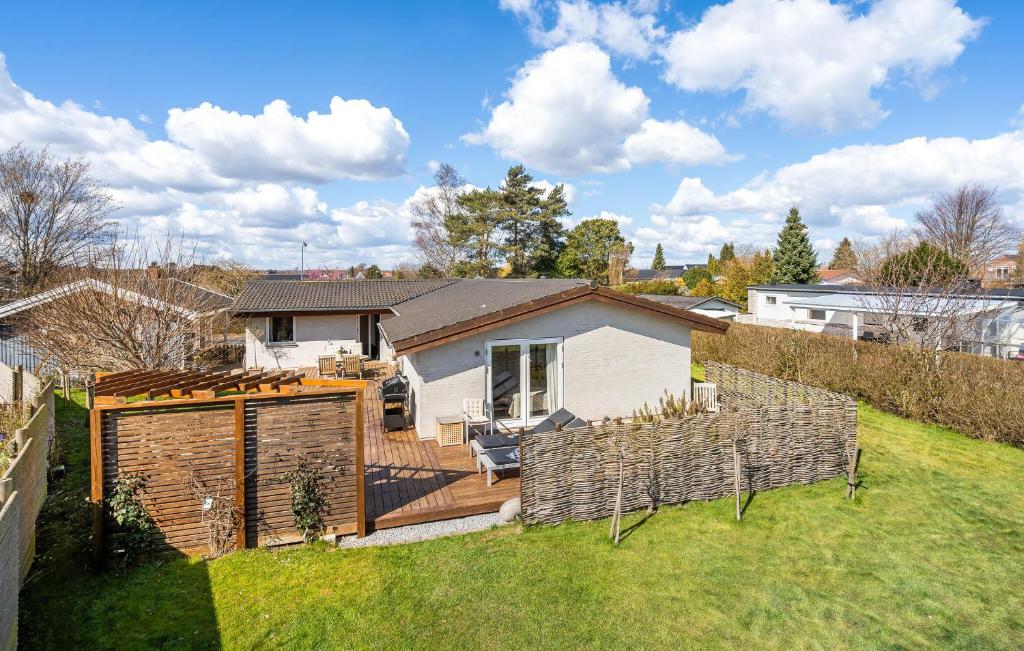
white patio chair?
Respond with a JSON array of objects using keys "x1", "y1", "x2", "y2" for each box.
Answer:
[
  {"x1": 692, "y1": 382, "x2": 719, "y2": 413},
  {"x1": 463, "y1": 398, "x2": 490, "y2": 447}
]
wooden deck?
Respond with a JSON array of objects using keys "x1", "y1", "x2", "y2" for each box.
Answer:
[{"x1": 362, "y1": 382, "x2": 520, "y2": 530}]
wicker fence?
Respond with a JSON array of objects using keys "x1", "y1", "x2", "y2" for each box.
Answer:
[
  {"x1": 520, "y1": 363, "x2": 857, "y2": 525},
  {"x1": 0, "y1": 366, "x2": 55, "y2": 651}
]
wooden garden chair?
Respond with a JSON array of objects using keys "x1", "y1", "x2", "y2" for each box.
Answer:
[
  {"x1": 342, "y1": 354, "x2": 363, "y2": 379},
  {"x1": 318, "y1": 355, "x2": 338, "y2": 379}
]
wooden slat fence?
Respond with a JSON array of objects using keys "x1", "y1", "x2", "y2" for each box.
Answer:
[
  {"x1": 0, "y1": 371, "x2": 55, "y2": 651},
  {"x1": 520, "y1": 363, "x2": 857, "y2": 525},
  {"x1": 92, "y1": 386, "x2": 366, "y2": 561}
]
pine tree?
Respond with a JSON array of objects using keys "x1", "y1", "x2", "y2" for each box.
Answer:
[
  {"x1": 530, "y1": 183, "x2": 569, "y2": 277},
  {"x1": 719, "y1": 242, "x2": 735, "y2": 263},
  {"x1": 771, "y1": 207, "x2": 820, "y2": 284},
  {"x1": 651, "y1": 243, "x2": 666, "y2": 271},
  {"x1": 829, "y1": 237, "x2": 857, "y2": 270}
]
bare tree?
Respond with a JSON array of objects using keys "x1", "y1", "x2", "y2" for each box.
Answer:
[
  {"x1": 190, "y1": 260, "x2": 258, "y2": 297},
  {"x1": 851, "y1": 230, "x2": 916, "y2": 282},
  {"x1": 856, "y1": 241, "x2": 991, "y2": 354},
  {"x1": 914, "y1": 184, "x2": 1020, "y2": 273},
  {"x1": 410, "y1": 163, "x2": 466, "y2": 277},
  {"x1": 17, "y1": 234, "x2": 228, "y2": 370},
  {"x1": 0, "y1": 145, "x2": 117, "y2": 293}
]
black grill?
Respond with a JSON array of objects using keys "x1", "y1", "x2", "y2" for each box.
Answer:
[{"x1": 380, "y1": 374, "x2": 408, "y2": 431}]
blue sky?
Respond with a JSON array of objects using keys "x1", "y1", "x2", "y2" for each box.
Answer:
[{"x1": 1, "y1": 0, "x2": 1021, "y2": 270}]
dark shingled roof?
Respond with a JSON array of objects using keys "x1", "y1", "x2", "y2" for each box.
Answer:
[
  {"x1": 380, "y1": 279, "x2": 590, "y2": 343},
  {"x1": 232, "y1": 279, "x2": 456, "y2": 313}
]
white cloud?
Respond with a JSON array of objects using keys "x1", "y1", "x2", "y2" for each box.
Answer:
[
  {"x1": 661, "y1": 0, "x2": 983, "y2": 130},
  {"x1": 531, "y1": 1, "x2": 666, "y2": 59},
  {"x1": 532, "y1": 179, "x2": 578, "y2": 204},
  {"x1": 656, "y1": 130, "x2": 1024, "y2": 224},
  {"x1": 0, "y1": 52, "x2": 409, "y2": 191},
  {"x1": 464, "y1": 42, "x2": 731, "y2": 175},
  {"x1": 624, "y1": 118, "x2": 739, "y2": 166},
  {"x1": 166, "y1": 98, "x2": 409, "y2": 183},
  {"x1": 0, "y1": 52, "x2": 418, "y2": 268},
  {"x1": 631, "y1": 213, "x2": 779, "y2": 261}
]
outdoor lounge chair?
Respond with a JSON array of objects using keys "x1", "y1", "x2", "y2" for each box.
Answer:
[
  {"x1": 470, "y1": 433, "x2": 520, "y2": 470},
  {"x1": 531, "y1": 408, "x2": 587, "y2": 433},
  {"x1": 479, "y1": 446, "x2": 520, "y2": 486}
]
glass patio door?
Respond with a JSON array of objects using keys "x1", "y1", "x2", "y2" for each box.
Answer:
[{"x1": 487, "y1": 338, "x2": 561, "y2": 429}]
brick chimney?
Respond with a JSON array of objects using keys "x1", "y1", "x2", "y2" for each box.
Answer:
[{"x1": 147, "y1": 262, "x2": 160, "y2": 282}]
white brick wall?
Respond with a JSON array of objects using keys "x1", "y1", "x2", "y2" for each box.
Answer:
[
  {"x1": 404, "y1": 300, "x2": 693, "y2": 439},
  {"x1": 245, "y1": 314, "x2": 361, "y2": 369}
]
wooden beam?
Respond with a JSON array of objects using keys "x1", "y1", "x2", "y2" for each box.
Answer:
[
  {"x1": 113, "y1": 371, "x2": 195, "y2": 398},
  {"x1": 191, "y1": 371, "x2": 265, "y2": 397},
  {"x1": 90, "y1": 407, "x2": 104, "y2": 572},
  {"x1": 146, "y1": 371, "x2": 219, "y2": 399},
  {"x1": 169, "y1": 371, "x2": 236, "y2": 397},
  {"x1": 234, "y1": 398, "x2": 247, "y2": 550},
  {"x1": 94, "y1": 369, "x2": 174, "y2": 395},
  {"x1": 355, "y1": 388, "x2": 366, "y2": 538},
  {"x1": 239, "y1": 372, "x2": 285, "y2": 392},
  {"x1": 258, "y1": 372, "x2": 304, "y2": 393}
]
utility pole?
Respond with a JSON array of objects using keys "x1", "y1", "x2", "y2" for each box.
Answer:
[{"x1": 301, "y1": 241, "x2": 307, "y2": 279}]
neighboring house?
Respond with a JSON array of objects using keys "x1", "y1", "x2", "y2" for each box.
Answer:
[
  {"x1": 0, "y1": 277, "x2": 233, "y2": 371},
  {"x1": 981, "y1": 254, "x2": 1019, "y2": 286},
  {"x1": 743, "y1": 283, "x2": 1024, "y2": 359},
  {"x1": 233, "y1": 279, "x2": 728, "y2": 439},
  {"x1": 819, "y1": 268, "x2": 861, "y2": 285},
  {"x1": 640, "y1": 295, "x2": 740, "y2": 321},
  {"x1": 633, "y1": 264, "x2": 707, "y2": 281}
]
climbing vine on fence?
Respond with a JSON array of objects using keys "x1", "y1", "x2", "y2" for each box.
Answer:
[
  {"x1": 107, "y1": 473, "x2": 154, "y2": 566},
  {"x1": 285, "y1": 459, "x2": 327, "y2": 542}
]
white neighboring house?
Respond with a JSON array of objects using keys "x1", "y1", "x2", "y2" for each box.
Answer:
[
  {"x1": 0, "y1": 277, "x2": 233, "y2": 371},
  {"x1": 640, "y1": 295, "x2": 740, "y2": 321},
  {"x1": 233, "y1": 279, "x2": 729, "y2": 440},
  {"x1": 742, "y1": 283, "x2": 1024, "y2": 359}
]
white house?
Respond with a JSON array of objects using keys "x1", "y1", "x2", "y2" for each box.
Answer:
[
  {"x1": 743, "y1": 283, "x2": 1024, "y2": 359},
  {"x1": 233, "y1": 279, "x2": 729, "y2": 439},
  {"x1": 640, "y1": 295, "x2": 740, "y2": 321}
]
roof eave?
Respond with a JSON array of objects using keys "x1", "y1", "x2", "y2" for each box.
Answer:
[{"x1": 390, "y1": 285, "x2": 728, "y2": 356}]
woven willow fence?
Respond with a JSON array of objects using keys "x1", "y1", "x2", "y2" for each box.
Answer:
[{"x1": 520, "y1": 362, "x2": 857, "y2": 525}]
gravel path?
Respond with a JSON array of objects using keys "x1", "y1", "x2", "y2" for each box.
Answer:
[{"x1": 338, "y1": 513, "x2": 511, "y2": 548}]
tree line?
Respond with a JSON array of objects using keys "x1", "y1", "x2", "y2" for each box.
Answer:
[{"x1": 411, "y1": 163, "x2": 633, "y2": 284}]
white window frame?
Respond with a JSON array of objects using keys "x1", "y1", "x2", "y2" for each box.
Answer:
[
  {"x1": 808, "y1": 309, "x2": 827, "y2": 322},
  {"x1": 484, "y1": 337, "x2": 564, "y2": 430},
  {"x1": 765, "y1": 295, "x2": 777, "y2": 305},
  {"x1": 267, "y1": 315, "x2": 296, "y2": 345}
]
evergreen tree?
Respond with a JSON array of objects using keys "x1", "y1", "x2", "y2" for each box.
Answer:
[
  {"x1": 450, "y1": 188, "x2": 502, "y2": 277},
  {"x1": 556, "y1": 218, "x2": 626, "y2": 284},
  {"x1": 706, "y1": 253, "x2": 719, "y2": 277},
  {"x1": 682, "y1": 265, "x2": 713, "y2": 289},
  {"x1": 880, "y1": 242, "x2": 968, "y2": 286},
  {"x1": 829, "y1": 237, "x2": 857, "y2": 269},
  {"x1": 719, "y1": 242, "x2": 735, "y2": 263},
  {"x1": 530, "y1": 183, "x2": 569, "y2": 277},
  {"x1": 651, "y1": 243, "x2": 666, "y2": 271},
  {"x1": 364, "y1": 264, "x2": 383, "y2": 279},
  {"x1": 771, "y1": 207, "x2": 820, "y2": 284}
]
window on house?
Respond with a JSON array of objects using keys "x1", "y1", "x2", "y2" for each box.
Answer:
[
  {"x1": 996, "y1": 266, "x2": 1009, "y2": 279},
  {"x1": 269, "y1": 316, "x2": 294, "y2": 343},
  {"x1": 765, "y1": 295, "x2": 777, "y2": 305},
  {"x1": 808, "y1": 309, "x2": 826, "y2": 321}
]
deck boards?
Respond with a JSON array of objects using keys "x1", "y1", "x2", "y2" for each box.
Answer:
[{"x1": 363, "y1": 383, "x2": 519, "y2": 530}]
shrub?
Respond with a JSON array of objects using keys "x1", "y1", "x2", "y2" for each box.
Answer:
[
  {"x1": 693, "y1": 322, "x2": 1024, "y2": 448},
  {"x1": 285, "y1": 460, "x2": 327, "y2": 542},
  {"x1": 613, "y1": 280, "x2": 680, "y2": 295},
  {"x1": 107, "y1": 473, "x2": 155, "y2": 565}
]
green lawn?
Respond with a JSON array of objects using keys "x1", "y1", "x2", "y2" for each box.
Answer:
[{"x1": 20, "y1": 391, "x2": 1024, "y2": 649}]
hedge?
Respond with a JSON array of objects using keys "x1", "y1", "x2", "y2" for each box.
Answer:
[{"x1": 693, "y1": 322, "x2": 1024, "y2": 448}]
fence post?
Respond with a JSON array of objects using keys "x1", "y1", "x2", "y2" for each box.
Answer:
[
  {"x1": 89, "y1": 407, "x2": 104, "y2": 572},
  {"x1": 354, "y1": 389, "x2": 366, "y2": 538},
  {"x1": 13, "y1": 427, "x2": 26, "y2": 455},
  {"x1": 234, "y1": 398, "x2": 247, "y2": 550},
  {"x1": 12, "y1": 365, "x2": 22, "y2": 407},
  {"x1": 0, "y1": 478, "x2": 11, "y2": 504}
]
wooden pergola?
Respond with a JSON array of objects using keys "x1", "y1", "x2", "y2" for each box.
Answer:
[{"x1": 91, "y1": 368, "x2": 358, "y2": 405}]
